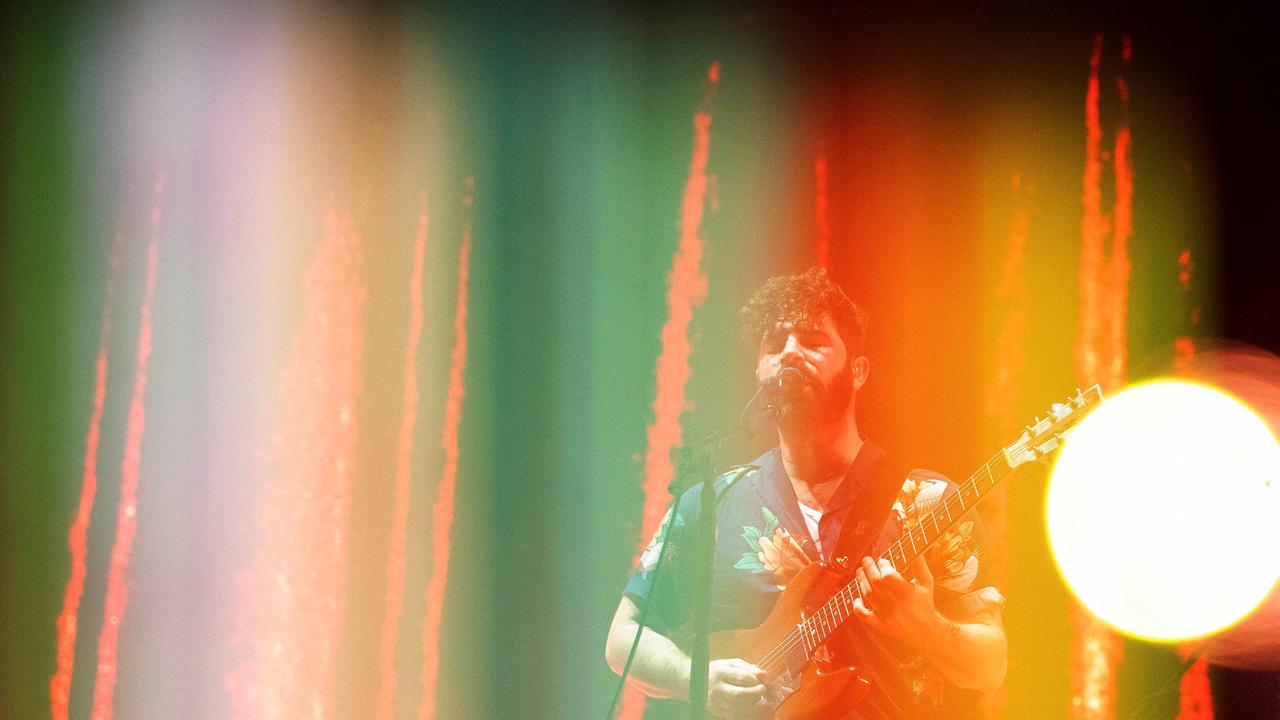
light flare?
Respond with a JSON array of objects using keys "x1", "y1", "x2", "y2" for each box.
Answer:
[
  {"x1": 51, "y1": 223, "x2": 126, "y2": 720},
  {"x1": 1172, "y1": 249, "x2": 1213, "y2": 717},
  {"x1": 620, "y1": 61, "x2": 719, "y2": 720},
  {"x1": 418, "y1": 179, "x2": 474, "y2": 720},
  {"x1": 1071, "y1": 34, "x2": 1130, "y2": 720},
  {"x1": 90, "y1": 169, "x2": 165, "y2": 720},
  {"x1": 226, "y1": 210, "x2": 366, "y2": 720},
  {"x1": 376, "y1": 201, "x2": 431, "y2": 720}
]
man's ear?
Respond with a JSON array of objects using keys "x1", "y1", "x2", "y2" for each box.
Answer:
[{"x1": 851, "y1": 356, "x2": 870, "y2": 392}]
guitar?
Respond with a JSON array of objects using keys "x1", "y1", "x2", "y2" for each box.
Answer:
[{"x1": 704, "y1": 385, "x2": 1104, "y2": 719}]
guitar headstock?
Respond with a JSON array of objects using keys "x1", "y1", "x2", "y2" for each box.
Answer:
[{"x1": 1003, "y1": 385, "x2": 1104, "y2": 469}]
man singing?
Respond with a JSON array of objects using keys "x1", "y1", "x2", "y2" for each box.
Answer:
[{"x1": 605, "y1": 268, "x2": 1006, "y2": 719}]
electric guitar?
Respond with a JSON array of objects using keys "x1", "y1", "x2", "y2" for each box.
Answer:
[{"x1": 705, "y1": 385, "x2": 1104, "y2": 719}]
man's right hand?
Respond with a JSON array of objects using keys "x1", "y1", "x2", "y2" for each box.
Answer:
[{"x1": 705, "y1": 658, "x2": 770, "y2": 719}]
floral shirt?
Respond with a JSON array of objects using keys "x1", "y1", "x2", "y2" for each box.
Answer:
[{"x1": 623, "y1": 440, "x2": 1004, "y2": 719}]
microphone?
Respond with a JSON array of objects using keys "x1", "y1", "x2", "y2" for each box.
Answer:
[{"x1": 762, "y1": 367, "x2": 805, "y2": 396}]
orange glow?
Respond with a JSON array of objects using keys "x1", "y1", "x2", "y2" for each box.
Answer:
[
  {"x1": 418, "y1": 180, "x2": 473, "y2": 720},
  {"x1": 226, "y1": 210, "x2": 365, "y2": 720},
  {"x1": 91, "y1": 171, "x2": 163, "y2": 720},
  {"x1": 815, "y1": 153, "x2": 830, "y2": 269},
  {"x1": 52, "y1": 225, "x2": 125, "y2": 720},
  {"x1": 622, "y1": 63, "x2": 718, "y2": 720},
  {"x1": 376, "y1": 202, "x2": 430, "y2": 720}
]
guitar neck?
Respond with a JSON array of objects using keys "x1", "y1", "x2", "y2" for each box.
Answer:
[
  {"x1": 880, "y1": 452, "x2": 1012, "y2": 571},
  {"x1": 804, "y1": 451, "x2": 1015, "y2": 651}
]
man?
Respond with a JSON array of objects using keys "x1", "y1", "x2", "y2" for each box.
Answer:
[{"x1": 605, "y1": 268, "x2": 1007, "y2": 719}]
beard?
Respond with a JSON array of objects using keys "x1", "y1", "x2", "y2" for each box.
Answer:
[{"x1": 775, "y1": 361, "x2": 854, "y2": 429}]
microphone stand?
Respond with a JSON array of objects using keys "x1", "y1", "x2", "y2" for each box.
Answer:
[
  {"x1": 605, "y1": 387, "x2": 776, "y2": 720},
  {"x1": 686, "y1": 403, "x2": 776, "y2": 720}
]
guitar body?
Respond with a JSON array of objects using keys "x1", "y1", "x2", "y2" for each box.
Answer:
[{"x1": 709, "y1": 562, "x2": 871, "y2": 718}]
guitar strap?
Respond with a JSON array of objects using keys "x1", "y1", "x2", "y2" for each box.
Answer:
[{"x1": 826, "y1": 443, "x2": 905, "y2": 567}]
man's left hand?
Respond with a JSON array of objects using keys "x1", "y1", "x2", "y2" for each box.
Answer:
[{"x1": 850, "y1": 554, "x2": 938, "y2": 639}]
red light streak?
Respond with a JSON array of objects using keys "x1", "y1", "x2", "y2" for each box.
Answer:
[
  {"x1": 418, "y1": 179, "x2": 474, "y2": 720},
  {"x1": 90, "y1": 169, "x2": 165, "y2": 720},
  {"x1": 1076, "y1": 34, "x2": 1106, "y2": 390},
  {"x1": 636, "y1": 65, "x2": 717, "y2": 558},
  {"x1": 1176, "y1": 647, "x2": 1215, "y2": 720},
  {"x1": 1108, "y1": 41, "x2": 1133, "y2": 391},
  {"x1": 226, "y1": 211, "x2": 365, "y2": 720},
  {"x1": 375, "y1": 201, "x2": 431, "y2": 720},
  {"x1": 1175, "y1": 256, "x2": 1211, "y2": 720},
  {"x1": 51, "y1": 224, "x2": 126, "y2": 720},
  {"x1": 1072, "y1": 34, "x2": 1130, "y2": 720},
  {"x1": 815, "y1": 154, "x2": 830, "y2": 269},
  {"x1": 620, "y1": 63, "x2": 719, "y2": 720},
  {"x1": 1175, "y1": 249, "x2": 1198, "y2": 374}
]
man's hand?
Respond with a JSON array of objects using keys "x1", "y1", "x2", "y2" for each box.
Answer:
[
  {"x1": 849, "y1": 554, "x2": 1008, "y2": 691},
  {"x1": 850, "y1": 554, "x2": 938, "y2": 639},
  {"x1": 705, "y1": 658, "x2": 770, "y2": 719}
]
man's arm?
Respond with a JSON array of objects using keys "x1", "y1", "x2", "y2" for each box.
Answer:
[
  {"x1": 852, "y1": 556, "x2": 1007, "y2": 692},
  {"x1": 605, "y1": 596, "x2": 770, "y2": 718},
  {"x1": 604, "y1": 596, "x2": 691, "y2": 700}
]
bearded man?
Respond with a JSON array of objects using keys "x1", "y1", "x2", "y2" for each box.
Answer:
[{"x1": 605, "y1": 268, "x2": 1007, "y2": 719}]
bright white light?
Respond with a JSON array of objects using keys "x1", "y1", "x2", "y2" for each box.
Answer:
[{"x1": 1047, "y1": 380, "x2": 1280, "y2": 642}]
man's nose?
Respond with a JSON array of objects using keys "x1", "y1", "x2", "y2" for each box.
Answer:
[{"x1": 779, "y1": 333, "x2": 805, "y2": 360}]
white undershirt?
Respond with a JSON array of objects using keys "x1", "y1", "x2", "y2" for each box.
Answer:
[{"x1": 796, "y1": 501, "x2": 823, "y2": 555}]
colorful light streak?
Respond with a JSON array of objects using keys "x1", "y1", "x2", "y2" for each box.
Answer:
[
  {"x1": 51, "y1": 224, "x2": 126, "y2": 720},
  {"x1": 418, "y1": 180, "x2": 473, "y2": 720},
  {"x1": 90, "y1": 171, "x2": 165, "y2": 720},
  {"x1": 619, "y1": 62, "x2": 719, "y2": 720},
  {"x1": 376, "y1": 201, "x2": 431, "y2": 720},
  {"x1": 226, "y1": 211, "x2": 365, "y2": 720},
  {"x1": 1070, "y1": 34, "x2": 1130, "y2": 720}
]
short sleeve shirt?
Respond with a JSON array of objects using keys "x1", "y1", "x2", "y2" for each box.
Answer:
[{"x1": 623, "y1": 439, "x2": 1004, "y2": 719}]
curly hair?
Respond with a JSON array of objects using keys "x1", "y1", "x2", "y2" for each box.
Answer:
[{"x1": 740, "y1": 267, "x2": 868, "y2": 356}]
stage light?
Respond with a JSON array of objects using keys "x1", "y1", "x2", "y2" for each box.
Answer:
[{"x1": 1047, "y1": 379, "x2": 1280, "y2": 642}]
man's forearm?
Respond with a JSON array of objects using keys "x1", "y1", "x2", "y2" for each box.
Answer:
[
  {"x1": 906, "y1": 611, "x2": 1007, "y2": 692},
  {"x1": 605, "y1": 599, "x2": 691, "y2": 700}
]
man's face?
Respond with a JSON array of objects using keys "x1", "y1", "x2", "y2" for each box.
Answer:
[{"x1": 755, "y1": 313, "x2": 855, "y2": 421}]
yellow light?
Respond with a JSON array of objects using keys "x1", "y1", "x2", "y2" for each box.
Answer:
[{"x1": 1047, "y1": 380, "x2": 1280, "y2": 642}]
